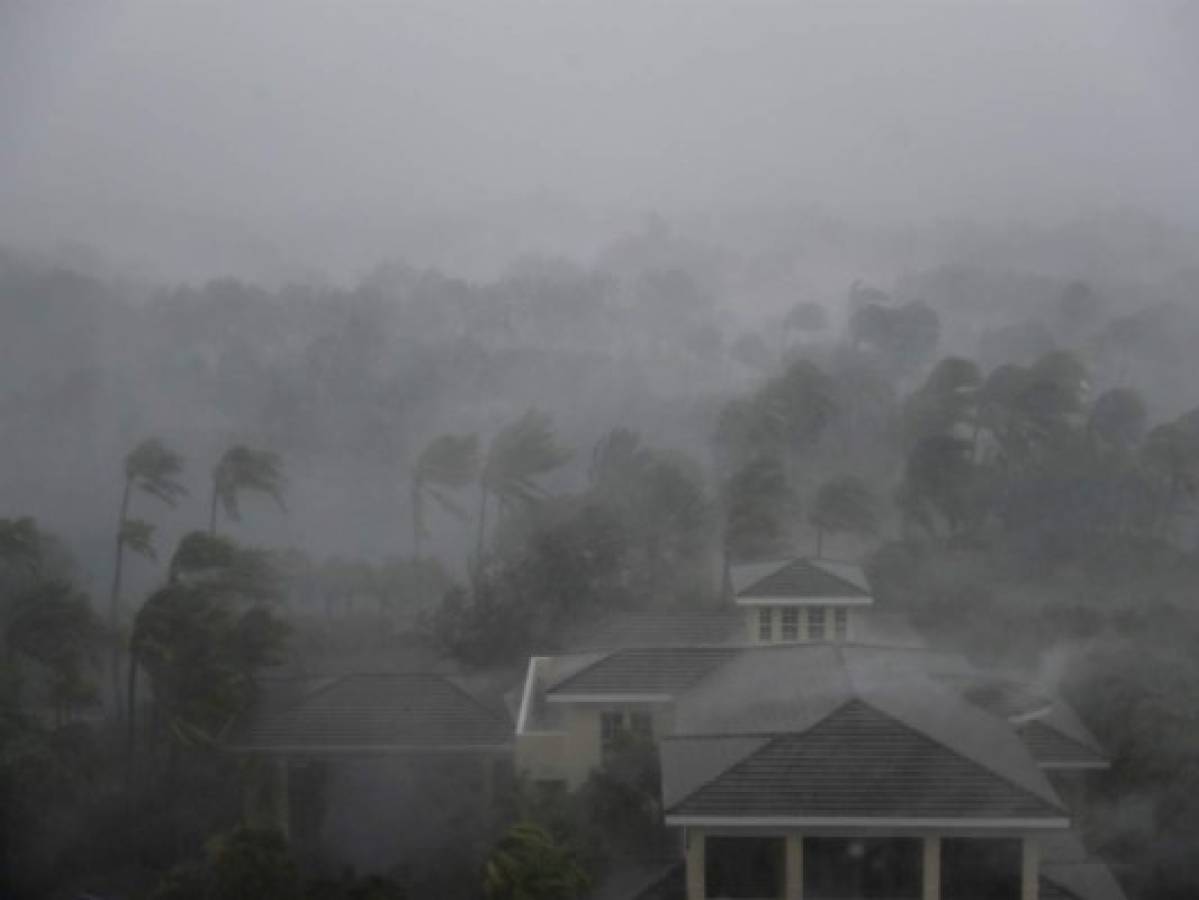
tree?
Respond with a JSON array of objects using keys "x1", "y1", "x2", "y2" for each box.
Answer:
[
  {"x1": 723, "y1": 457, "x2": 797, "y2": 563},
  {"x1": 483, "y1": 822, "x2": 589, "y2": 900},
  {"x1": 150, "y1": 827, "x2": 302, "y2": 900},
  {"x1": 209, "y1": 446, "x2": 286, "y2": 534},
  {"x1": 901, "y1": 357, "x2": 981, "y2": 449},
  {"x1": 109, "y1": 438, "x2": 186, "y2": 717},
  {"x1": 129, "y1": 532, "x2": 288, "y2": 757},
  {"x1": 1089, "y1": 387, "x2": 1148, "y2": 453},
  {"x1": 897, "y1": 435, "x2": 978, "y2": 538},
  {"x1": 810, "y1": 475, "x2": 877, "y2": 557},
  {"x1": 477, "y1": 411, "x2": 571, "y2": 561},
  {"x1": 5, "y1": 580, "x2": 102, "y2": 724},
  {"x1": 411, "y1": 433, "x2": 479, "y2": 557}
]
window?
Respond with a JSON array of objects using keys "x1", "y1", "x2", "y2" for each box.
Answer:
[
  {"x1": 833, "y1": 607, "x2": 848, "y2": 641},
  {"x1": 601, "y1": 710, "x2": 653, "y2": 758},
  {"x1": 804, "y1": 837, "x2": 921, "y2": 899},
  {"x1": 706, "y1": 836, "x2": 784, "y2": 899},
  {"x1": 808, "y1": 606, "x2": 826, "y2": 640},
  {"x1": 941, "y1": 838, "x2": 1021, "y2": 900},
  {"x1": 600, "y1": 711, "x2": 623, "y2": 755},
  {"x1": 758, "y1": 607, "x2": 773, "y2": 641},
  {"x1": 781, "y1": 607, "x2": 800, "y2": 641}
]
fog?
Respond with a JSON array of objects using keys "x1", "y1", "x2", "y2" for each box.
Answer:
[
  {"x1": 4, "y1": 1, "x2": 1199, "y2": 280},
  {"x1": 5, "y1": 3, "x2": 1199, "y2": 900}
]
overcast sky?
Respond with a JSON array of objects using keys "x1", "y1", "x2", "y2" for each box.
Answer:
[{"x1": 2, "y1": 1, "x2": 1197, "y2": 280}]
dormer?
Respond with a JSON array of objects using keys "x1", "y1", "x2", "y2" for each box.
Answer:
[{"x1": 730, "y1": 557, "x2": 872, "y2": 644}]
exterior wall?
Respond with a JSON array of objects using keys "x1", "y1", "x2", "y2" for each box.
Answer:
[{"x1": 516, "y1": 703, "x2": 673, "y2": 790}]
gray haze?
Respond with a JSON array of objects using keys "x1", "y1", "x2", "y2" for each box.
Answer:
[{"x1": 3, "y1": 0, "x2": 1199, "y2": 281}]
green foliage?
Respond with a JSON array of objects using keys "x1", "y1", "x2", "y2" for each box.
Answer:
[
  {"x1": 0, "y1": 517, "x2": 42, "y2": 570},
  {"x1": 435, "y1": 501, "x2": 628, "y2": 665},
  {"x1": 119, "y1": 517, "x2": 159, "y2": 562},
  {"x1": 483, "y1": 822, "x2": 590, "y2": 900},
  {"x1": 150, "y1": 827, "x2": 302, "y2": 900},
  {"x1": 125, "y1": 438, "x2": 188, "y2": 507},
  {"x1": 412, "y1": 432, "x2": 480, "y2": 553},
  {"x1": 723, "y1": 457, "x2": 797, "y2": 562},
  {"x1": 131, "y1": 533, "x2": 289, "y2": 747},
  {"x1": 211, "y1": 444, "x2": 287, "y2": 530},
  {"x1": 482, "y1": 410, "x2": 573, "y2": 509}
]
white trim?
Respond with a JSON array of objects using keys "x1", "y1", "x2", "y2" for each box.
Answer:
[
  {"x1": 516, "y1": 657, "x2": 543, "y2": 735},
  {"x1": 665, "y1": 815, "x2": 1070, "y2": 830},
  {"x1": 1038, "y1": 761, "x2": 1109, "y2": 771},
  {"x1": 735, "y1": 596, "x2": 873, "y2": 607},
  {"x1": 546, "y1": 692, "x2": 673, "y2": 704},
  {"x1": 1007, "y1": 705, "x2": 1054, "y2": 725}
]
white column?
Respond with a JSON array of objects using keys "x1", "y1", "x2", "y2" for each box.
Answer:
[
  {"x1": 686, "y1": 828, "x2": 706, "y2": 900},
  {"x1": 922, "y1": 836, "x2": 941, "y2": 900},
  {"x1": 1022, "y1": 837, "x2": 1039, "y2": 900},
  {"x1": 785, "y1": 834, "x2": 804, "y2": 900}
]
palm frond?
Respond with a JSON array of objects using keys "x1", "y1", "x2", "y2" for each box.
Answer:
[
  {"x1": 119, "y1": 518, "x2": 158, "y2": 561},
  {"x1": 125, "y1": 438, "x2": 188, "y2": 507}
]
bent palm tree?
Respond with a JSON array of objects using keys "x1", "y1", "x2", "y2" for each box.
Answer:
[
  {"x1": 411, "y1": 433, "x2": 479, "y2": 557},
  {"x1": 209, "y1": 445, "x2": 286, "y2": 534},
  {"x1": 109, "y1": 438, "x2": 186, "y2": 717},
  {"x1": 477, "y1": 411, "x2": 572, "y2": 561}
]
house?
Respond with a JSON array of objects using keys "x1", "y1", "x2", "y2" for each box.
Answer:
[
  {"x1": 514, "y1": 556, "x2": 1123, "y2": 900},
  {"x1": 226, "y1": 672, "x2": 512, "y2": 873},
  {"x1": 730, "y1": 557, "x2": 876, "y2": 644},
  {"x1": 518, "y1": 642, "x2": 1120, "y2": 900}
]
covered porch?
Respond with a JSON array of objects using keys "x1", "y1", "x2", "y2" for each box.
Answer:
[{"x1": 684, "y1": 830, "x2": 1041, "y2": 900}]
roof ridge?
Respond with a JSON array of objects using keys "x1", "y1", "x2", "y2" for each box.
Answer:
[
  {"x1": 666, "y1": 698, "x2": 858, "y2": 811},
  {"x1": 853, "y1": 697, "x2": 1068, "y2": 817},
  {"x1": 1021, "y1": 719, "x2": 1105, "y2": 760}
]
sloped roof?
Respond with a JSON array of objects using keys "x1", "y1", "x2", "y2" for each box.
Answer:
[
  {"x1": 732, "y1": 557, "x2": 871, "y2": 602},
  {"x1": 1042, "y1": 863, "x2": 1128, "y2": 900},
  {"x1": 1020, "y1": 720, "x2": 1108, "y2": 768},
  {"x1": 228, "y1": 673, "x2": 512, "y2": 754},
  {"x1": 667, "y1": 699, "x2": 1065, "y2": 823},
  {"x1": 547, "y1": 647, "x2": 738, "y2": 698},
  {"x1": 562, "y1": 612, "x2": 743, "y2": 651}
]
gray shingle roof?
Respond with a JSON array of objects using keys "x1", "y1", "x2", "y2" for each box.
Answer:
[
  {"x1": 547, "y1": 647, "x2": 738, "y2": 697},
  {"x1": 562, "y1": 612, "x2": 743, "y2": 650},
  {"x1": 228, "y1": 673, "x2": 511, "y2": 754},
  {"x1": 732, "y1": 558, "x2": 871, "y2": 601},
  {"x1": 1020, "y1": 720, "x2": 1108, "y2": 768},
  {"x1": 668, "y1": 699, "x2": 1064, "y2": 822}
]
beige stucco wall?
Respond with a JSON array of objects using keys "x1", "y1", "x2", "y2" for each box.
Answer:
[{"x1": 516, "y1": 702, "x2": 674, "y2": 789}]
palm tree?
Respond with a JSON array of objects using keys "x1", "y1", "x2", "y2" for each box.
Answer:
[
  {"x1": 810, "y1": 475, "x2": 877, "y2": 557},
  {"x1": 109, "y1": 438, "x2": 186, "y2": 717},
  {"x1": 209, "y1": 445, "x2": 286, "y2": 534},
  {"x1": 476, "y1": 411, "x2": 572, "y2": 561},
  {"x1": 411, "y1": 434, "x2": 479, "y2": 557},
  {"x1": 483, "y1": 822, "x2": 589, "y2": 900}
]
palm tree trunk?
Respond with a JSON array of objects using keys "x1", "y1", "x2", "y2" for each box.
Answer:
[
  {"x1": 109, "y1": 478, "x2": 132, "y2": 720},
  {"x1": 126, "y1": 650, "x2": 138, "y2": 777}
]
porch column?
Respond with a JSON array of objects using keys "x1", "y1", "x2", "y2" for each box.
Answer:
[
  {"x1": 1021, "y1": 838, "x2": 1039, "y2": 900},
  {"x1": 922, "y1": 836, "x2": 941, "y2": 900},
  {"x1": 685, "y1": 828, "x2": 706, "y2": 900},
  {"x1": 785, "y1": 834, "x2": 804, "y2": 900}
]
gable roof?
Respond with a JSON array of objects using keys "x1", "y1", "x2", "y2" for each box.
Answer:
[
  {"x1": 561, "y1": 611, "x2": 743, "y2": 651},
  {"x1": 666, "y1": 699, "x2": 1066, "y2": 826},
  {"x1": 546, "y1": 647, "x2": 738, "y2": 699},
  {"x1": 732, "y1": 557, "x2": 872, "y2": 603},
  {"x1": 1020, "y1": 720, "x2": 1109, "y2": 769},
  {"x1": 227, "y1": 673, "x2": 512, "y2": 754}
]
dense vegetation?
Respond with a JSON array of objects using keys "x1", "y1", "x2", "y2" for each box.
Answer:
[{"x1": 4, "y1": 224, "x2": 1199, "y2": 898}]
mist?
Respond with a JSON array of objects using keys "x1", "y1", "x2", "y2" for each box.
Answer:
[
  {"x1": 5, "y1": 3, "x2": 1199, "y2": 900},
  {"x1": 4, "y1": 1, "x2": 1199, "y2": 281}
]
